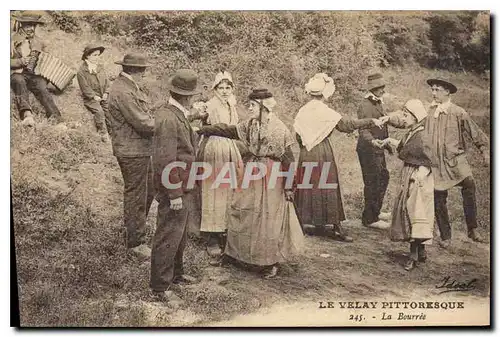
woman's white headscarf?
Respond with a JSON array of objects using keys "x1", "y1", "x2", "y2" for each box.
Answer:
[
  {"x1": 304, "y1": 73, "x2": 336, "y2": 100},
  {"x1": 212, "y1": 71, "x2": 237, "y2": 107},
  {"x1": 294, "y1": 73, "x2": 342, "y2": 151},
  {"x1": 404, "y1": 99, "x2": 427, "y2": 122},
  {"x1": 212, "y1": 71, "x2": 233, "y2": 90}
]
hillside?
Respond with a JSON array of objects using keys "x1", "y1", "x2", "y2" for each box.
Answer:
[{"x1": 11, "y1": 11, "x2": 491, "y2": 326}]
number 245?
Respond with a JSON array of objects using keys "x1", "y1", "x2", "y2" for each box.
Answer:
[{"x1": 349, "y1": 314, "x2": 364, "y2": 322}]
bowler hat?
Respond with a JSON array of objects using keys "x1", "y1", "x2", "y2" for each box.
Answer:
[
  {"x1": 82, "y1": 44, "x2": 105, "y2": 60},
  {"x1": 13, "y1": 14, "x2": 45, "y2": 25},
  {"x1": 427, "y1": 78, "x2": 457, "y2": 94},
  {"x1": 365, "y1": 73, "x2": 386, "y2": 91},
  {"x1": 115, "y1": 53, "x2": 151, "y2": 68},
  {"x1": 248, "y1": 88, "x2": 273, "y2": 100},
  {"x1": 168, "y1": 69, "x2": 201, "y2": 96}
]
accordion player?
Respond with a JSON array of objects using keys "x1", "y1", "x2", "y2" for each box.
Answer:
[{"x1": 10, "y1": 14, "x2": 64, "y2": 124}]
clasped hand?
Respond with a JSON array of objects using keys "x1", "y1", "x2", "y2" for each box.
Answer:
[
  {"x1": 372, "y1": 115, "x2": 390, "y2": 129},
  {"x1": 94, "y1": 93, "x2": 108, "y2": 102},
  {"x1": 372, "y1": 137, "x2": 399, "y2": 149}
]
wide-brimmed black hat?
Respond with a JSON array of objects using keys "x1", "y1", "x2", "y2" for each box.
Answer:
[
  {"x1": 115, "y1": 53, "x2": 151, "y2": 68},
  {"x1": 248, "y1": 88, "x2": 273, "y2": 100},
  {"x1": 13, "y1": 14, "x2": 45, "y2": 25},
  {"x1": 82, "y1": 44, "x2": 105, "y2": 60},
  {"x1": 427, "y1": 78, "x2": 457, "y2": 94},
  {"x1": 167, "y1": 69, "x2": 201, "y2": 96}
]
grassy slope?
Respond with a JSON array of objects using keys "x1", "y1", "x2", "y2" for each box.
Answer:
[{"x1": 11, "y1": 22, "x2": 490, "y2": 326}]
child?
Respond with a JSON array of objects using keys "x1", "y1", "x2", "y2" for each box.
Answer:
[
  {"x1": 383, "y1": 99, "x2": 435, "y2": 271},
  {"x1": 77, "y1": 44, "x2": 110, "y2": 142}
]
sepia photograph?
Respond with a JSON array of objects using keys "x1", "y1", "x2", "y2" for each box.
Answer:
[{"x1": 9, "y1": 9, "x2": 491, "y2": 327}]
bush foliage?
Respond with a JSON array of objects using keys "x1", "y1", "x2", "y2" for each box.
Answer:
[
  {"x1": 74, "y1": 11, "x2": 490, "y2": 117},
  {"x1": 47, "y1": 11, "x2": 81, "y2": 34}
]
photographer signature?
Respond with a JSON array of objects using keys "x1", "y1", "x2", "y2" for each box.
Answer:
[{"x1": 436, "y1": 276, "x2": 477, "y2": 294}]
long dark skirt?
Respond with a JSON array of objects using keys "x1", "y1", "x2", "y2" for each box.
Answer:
[{"x1": 294, "y1": 138, "x2": 346, "y2": 226}]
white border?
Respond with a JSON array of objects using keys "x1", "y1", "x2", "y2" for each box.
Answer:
[{"x1": 2, "y1": 1, "x2": 497, "y2": 336}]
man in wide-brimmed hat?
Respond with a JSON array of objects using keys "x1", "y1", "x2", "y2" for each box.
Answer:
[
  {"x1": 77, "y1": 44, "x2": 110, "y2": 142},
  {"x1": 10, "y1": 13, "x2": 63, "y2": 126},
  {"x1": 356, "y1": 72, "x2": 395, "y2": 229},
  {"x1": 107, "y1": 53, "x2": 156, "y2": 258},
  {"x1": 150, "y1": 69, "x2": 203, "y2": 303},
  {"x1": 424, "y1": 78, "x2": 490, "y2": 248}
]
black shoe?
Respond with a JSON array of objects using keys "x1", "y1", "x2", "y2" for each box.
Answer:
[
  {"x1": 206, "y1": 233, "x2": 223, "y2": 257},
  {"x1": 439, "y1": 239, "x2": 451, "y2": 249},
  {"x1": 149, "y1": 290, "x2": 184, "y2": 309},
  {"x1": 314, "y1": 226, "x2": 328, "y2": 236},
  {"x1": 468, "y1": 229, "x2": 484, "y2": 243},
  {"x1": 336, "y1": 233, "x2": 354, "y2": 242},
  {"x1": 207, "y1": 244, "x2": 222, "y2": 258},
  {"x1": 173, "y1": 274, "x2": 198, "y2": 285},
  {"x1": 404, "y1": 259, "x2": 417, "y2": 271},
  {"x1": 333, "y1": 225, "x2": 354, "y2": 242}
]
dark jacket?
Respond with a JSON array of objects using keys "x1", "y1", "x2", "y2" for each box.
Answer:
[
  {"x1": 10, "y1": 32, "x2": 46, "y2": 71},
  {"x1": 153, "y1": 103, "x2": 197, "y2": 200},
  {"x1": 107, "y1": 74, "x2": 154, "y2": 157},
  {"x1": 76, "y1": 62, "x2": 109, "y2": 101},
  {"x1": 356, "y1": 96, "x2": 388, "y2": 154},
  {"x1": 397, "y1": 123, "x2": 436, "y2": 168}
]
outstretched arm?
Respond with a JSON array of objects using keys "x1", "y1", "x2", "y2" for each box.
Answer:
[
  {"x1": 386, "y1": 111, "x2": 408, "y2": 129},
  {"x1": 197, "y1": 123, "x2": 240, "y2": 139},
  {"x1": 335, "y1": 116, "x2": 376, "y2": 133}
]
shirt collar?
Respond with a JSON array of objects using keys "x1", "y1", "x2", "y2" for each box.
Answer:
[
  {"x1": 168, "y1": 97, "x2": 190, "y2": 118},
  {"x1": 364, "y1": 92, "x2": 384, "y2": 104},
  {"x1": 120, "y1": 72, "x2": 140, "y2": 91},
  {"x1": 85, "y1": 60, "x2": 98, "y2": 74},
  {"x1": 431, "y1": 99, "x2": 451, "y2": 117}
]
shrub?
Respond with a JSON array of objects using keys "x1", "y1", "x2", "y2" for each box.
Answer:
[
  {"x1": 47, "y1": 11, "x2": 81, "y2": 34},
  {"x1": 425, "y1": 11, "x2": 490, "y2": 73},
  {"x1": 372, "y1": 12, "x2": 434, "y2": 67},
  {"x1": 131, "y1": 11, "x2": 381, "y2": 117},
  {"x1": 82, "y1": 12, "x2": 132, "y2": 36}
]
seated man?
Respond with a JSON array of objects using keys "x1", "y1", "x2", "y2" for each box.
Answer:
[{"x1": 10, "y1": 13, "x2": 63, "y2": 126}]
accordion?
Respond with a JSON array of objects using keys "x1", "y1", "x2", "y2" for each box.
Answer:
[{"x1": 27, "y1": 51, "x2": 76, "y2": 92}]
